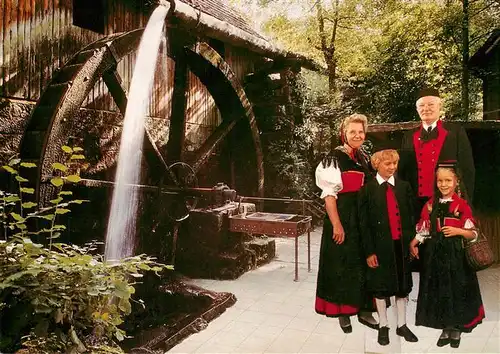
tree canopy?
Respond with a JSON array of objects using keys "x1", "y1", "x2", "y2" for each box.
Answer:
[{"x1": 232, "y1": 0, "x2": 500, "y2": 123}]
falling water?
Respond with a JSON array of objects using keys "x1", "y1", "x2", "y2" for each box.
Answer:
[{"x1": 104, "y1": 5, "x2": 169, "y2": 261}]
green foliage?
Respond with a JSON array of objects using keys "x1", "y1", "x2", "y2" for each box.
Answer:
[
  {"x1": 345, "y1": 0, "x2": 486, "y2": 121},
  {"x1": 260, "y1": 71, "x2": 324, "y2": 198},
  {"x1": 265, "y1": 132, "x2": 313, "y2": 197},
  {"x1": 247, "y1": 0, "x2": 499, "y2": 122},
  {"x1": 1, "y1": 146, "x2": 89, "y2": 248},
  {"x1": 0, "y1": 239, "x2": 169, "y2": 353},
  {"x1": 0, "y1": 146, "x2": 172, "y2": 353}
]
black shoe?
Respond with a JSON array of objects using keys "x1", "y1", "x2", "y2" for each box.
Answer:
[
  {"x1": 378, "y1": 326, "x2": 390, "y2": 346},
  {"x1": 450, "y1": 330, "x2": 461, "y2": 348},
  {"x1": 341, "y1": 324, "x2": 352, "y2": 333},
  {"x1": 437, "y1": 330, "x2": 450, "y2": 347},
  {"x1": 437, "y1": 337, "x2": 450, "y2": 347},
  {"x1": 450, "y1": 337, "x2": 460, "y2": 348},
  {"x1": 358, "y1": 315, "x2": 379, "y2": 330},
  {"x1": 396, "y1": 324, "x2": 418, "y2": 342},
  {"x1": 339, "y1": 316, "x2": 352, "y2": 334}
]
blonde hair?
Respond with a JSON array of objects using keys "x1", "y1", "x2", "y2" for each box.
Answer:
[
  {"x1": 340, "y1": 114, "x2": 368, "y2": 136},
  {"x1": 371, "y1": 149, "x2": 399, "y2": 170}
]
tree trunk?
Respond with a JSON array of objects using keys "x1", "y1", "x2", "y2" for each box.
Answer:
[
  {"x1": 329, "y1": 119, "x2": 337, "y2": 151},
  {"x1": 461, "y1": 0, "x2": 470, "y2": 120},
  {"x1": 327, "y1": 60, "x2": 337, "y2": 93},
  {"x1": 316, "y1": 0, "x2": 338, "y2": 93}
]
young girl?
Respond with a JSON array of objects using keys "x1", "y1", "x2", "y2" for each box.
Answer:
[{"x1": 409, "y1": 162, "x2": 485, "y2": 348}]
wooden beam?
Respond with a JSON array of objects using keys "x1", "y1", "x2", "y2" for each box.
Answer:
[
  {"x1": 368, "y1": 121, "x2": 420, "y2": 133},
  {"x1": 102, "y1": 70, "x2": 128, "y2": 112},
  {"x1": 368, "y1": 120, "x2": 500, "y2": 133},
  {"x1": 165, "y1": 32, "x2": 189, "y2": 164},
  {"x1": 102, "y1": 68, "x2": 170, "y2": 173},
  {"x1": 189, "y1": 119, "x2": 237, "y2": 173}
]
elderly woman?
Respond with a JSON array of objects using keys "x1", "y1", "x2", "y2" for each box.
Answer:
[{"x1": 315, "y1": 114, "x2": 378, "y2": 333}]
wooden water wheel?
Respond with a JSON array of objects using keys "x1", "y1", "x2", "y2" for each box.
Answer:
[{"x1": 18, "y1": 28, "x2": 264, "y2": 207}]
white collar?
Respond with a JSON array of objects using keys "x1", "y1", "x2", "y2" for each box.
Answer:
[
  {"x1": 376, "y1": 174, "x2": 395, "y2": 186},
  {"x1": 422, "y1": 120, "x2": 439, "y2": 130},
  {"x1": 439, "y1": 196, "x2": 453, "y2": 203}
]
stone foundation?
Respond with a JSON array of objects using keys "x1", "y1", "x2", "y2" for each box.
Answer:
[{"x1": 176, "y1": 202, "x2": 276, "y2": 279}]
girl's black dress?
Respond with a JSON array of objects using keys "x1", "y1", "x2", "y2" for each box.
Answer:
[
  {"x1": 315, "y1": 147, "x2": 374, "y2": 316},
  {"x1": 416, "y1": 196, "x2": 484, "y2": 331}
]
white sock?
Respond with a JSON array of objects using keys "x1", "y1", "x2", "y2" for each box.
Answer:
[
  {"x1": 375, "y1": 298, "x2": 388, "y2": 327},
  {"x1": 396, "y1": 297, "x2": 407, "y2": 327}
]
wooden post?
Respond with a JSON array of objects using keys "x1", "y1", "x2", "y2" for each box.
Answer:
[{"x1": 165, "y1": 29, "x2": 189, "y2": 164}]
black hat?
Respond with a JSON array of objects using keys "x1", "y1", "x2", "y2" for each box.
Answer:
[
  {"x1": 416, "y1": 87, "x2": 440, "y2": 100},
  {"x1": 371, "y1": 140, "x2": 399, "y2": 154},
  {"x1": 436, "y1": 160, "x2": 458, "y2": 170},
  {"x1": 434, "y1": 160, "x2": 470, "y2": 201}
]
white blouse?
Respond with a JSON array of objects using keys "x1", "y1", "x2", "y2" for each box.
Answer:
[{"x1": 315, "y1": 162, "x2": 343, "y2": 199}]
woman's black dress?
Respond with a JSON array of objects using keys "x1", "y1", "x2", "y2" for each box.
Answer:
[
  {"x1": 315, "y1": 148, "x2": 375, "y2": 317},
  {"x1": 416, "y1": 199, "x2": 484, "y2": 331}
]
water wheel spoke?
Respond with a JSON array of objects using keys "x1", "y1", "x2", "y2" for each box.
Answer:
[
  {"x1": 103, "y1": 68, "x2": 169, "y2": 173},
  {"x1": 165, "y1": 35, "x2": 190, "y2": 165},
  {"x1": 102, "y1": 69, "x2": 128, "y2": 113},
  {"x1": 189, "y1": 119, "x2": 237, "y2": 173}
]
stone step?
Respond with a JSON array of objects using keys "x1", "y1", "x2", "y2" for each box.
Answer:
[
  {"x1": 244, "y1": 237, "x2": 276, "y2": 268},
  {"x1": 176, "y1": 237, "x2": 276, "y2": 280}
]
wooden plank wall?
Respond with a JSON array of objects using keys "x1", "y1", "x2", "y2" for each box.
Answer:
[
  {"x1": 0, "y1": 0, "x2": 100, "y2": 100},
  {"x1": 0, "y1": 0, "x2": 151, "y2": 102},
  {"x1": 482, "y1": 45, "x2": 500, "y2": 120},
  {"x1": 184, "y1": 43, "x2": 256, "y2": 151},
  {"x1": 225, "y1": 44, "x2": 255, "y2": 83},
  {"x1": 184, "y1": 71, "x2": 221, "y2": 151}
]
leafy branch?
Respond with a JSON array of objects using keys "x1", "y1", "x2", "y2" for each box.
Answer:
[{"x1": 1, "y1": 146, "x2": 88, "y2": 250}]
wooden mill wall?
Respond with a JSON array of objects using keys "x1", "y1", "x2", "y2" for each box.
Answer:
[
  {"x1": 482, "y1": 44, "x2": 500, "y2": 120},
  {"x1": 0, "y1": 0, "x2": 149, "y2": 101},
  {"x1": 0, "y1": 0, "x2": 260, "y2": 189}
]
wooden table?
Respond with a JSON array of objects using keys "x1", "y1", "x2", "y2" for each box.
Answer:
[{"x1": 229, "y1": 212, "x2": 312, "y2": 281}]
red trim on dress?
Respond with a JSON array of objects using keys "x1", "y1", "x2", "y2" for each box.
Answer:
[
  {"x1": 443, "y1": 217, "x2": 462, "y2": 227},
  {"x1": 339, "y1": 171, "x2": 365, "y2": 193},
  {"x1": 315, "y1": 297, "x2": 359, "y2": 316},
  {"x1": 418, "y1": 193, "x2": 475, "y2": 232},
  {"x1": 464, "y1": 305, "x2": 485, "y2": 329}
]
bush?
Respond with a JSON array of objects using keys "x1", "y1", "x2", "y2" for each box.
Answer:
[
  {"x1": 0, "y1": 239, "x2": 168, "y2": 353},
  {"x1": 0, "y1": 147, "x2": 171, "y2": 353}
]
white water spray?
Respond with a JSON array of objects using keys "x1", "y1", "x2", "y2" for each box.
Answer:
[{"x1": 105, "y1": 5, "x2": 169, "y2": 261}]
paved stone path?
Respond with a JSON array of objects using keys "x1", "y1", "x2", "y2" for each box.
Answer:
[{"x1": 167, "y1": 228, "x2": 500, "y2": 353}]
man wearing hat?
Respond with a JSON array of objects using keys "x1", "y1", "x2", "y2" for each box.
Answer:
[{"x1": 398, "y1": 88, "x2": 475, "y2": 220}]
